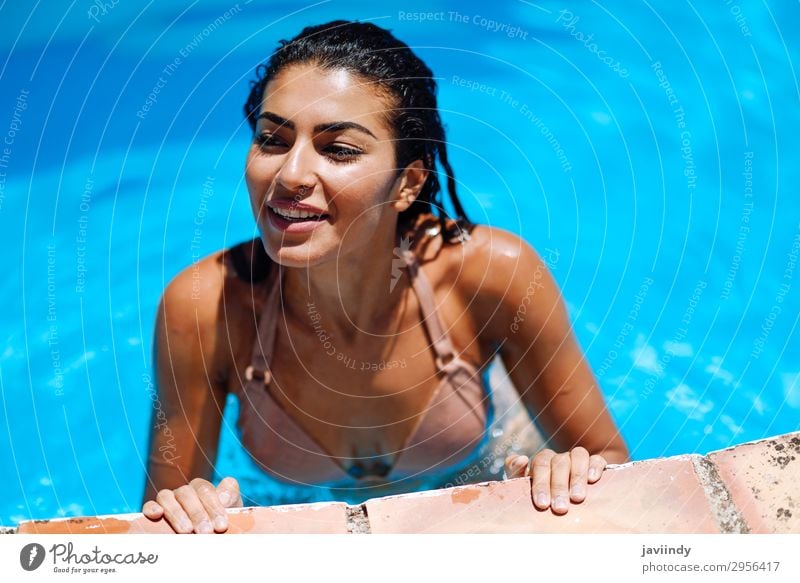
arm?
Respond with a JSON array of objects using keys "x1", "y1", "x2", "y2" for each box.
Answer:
[
  {"x1": 141, "y1": 254, "x2": 242, "y2": 532},
  {"x1": 467, "y1": 227, "x2": 629, "y2": 513}
]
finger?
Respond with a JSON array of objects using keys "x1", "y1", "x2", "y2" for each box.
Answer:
[
  {"x1": 569, "y1": 447, "x2": 590, "y2": 503},
  {"x1": 155, "y1": 489, "x2": 193, "y2": 534},
  {"x1": 216, "y1": 477, "x2": 243, "y2": 508},
  {"x1": 174, "y1": 484, "x2": 213, "y2": 534},
  {"x1": 142, "y1": 500, "x2": 164, "y2": 521},
  {"x1": 504, "y1": 454, "x2": 530, "y2": 479},
  {"x1": 191, "y1": 478, "x2": 229, "y2": 533},
  {"x1": 530, "y1": 449, "x2": 555, "y2": 510},
  {"x1": 549, "y1": 452, "x2": 571, "y2": 514},
  {"x1": 587, "y1": 454, "x2": 608, "y2": 483}
]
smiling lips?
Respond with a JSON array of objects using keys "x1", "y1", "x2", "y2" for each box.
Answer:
[
  {"x1": 272, "y1": 206, "x2": 325, "y2": 220},
  {"x1": 265, "y1": 199, "x2": 330, "y2": 233}
]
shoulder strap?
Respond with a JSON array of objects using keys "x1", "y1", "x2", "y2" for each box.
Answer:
[
  {"x1": 401, "y1": 250, "x2": 458, "y2": 371},
  {"x1": 245, "y1": 262, "x2": 283, "y2": 386}
]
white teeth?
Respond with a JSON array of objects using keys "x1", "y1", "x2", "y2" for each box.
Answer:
[{"x1": 273, "y1": 207, "x2": 323, "y2": 219}]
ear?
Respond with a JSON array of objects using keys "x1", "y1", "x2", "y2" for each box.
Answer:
[{"x1": 391, "y1": 159, "x2": 428, "y2": 212}]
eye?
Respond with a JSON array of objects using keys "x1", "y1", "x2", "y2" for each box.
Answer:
[
  {"x1": 254, "y1": 132, "x2": 286, "y2": 151},
  {"x1": 325, "y1": 144, "x2": 362, "y2": 164}
]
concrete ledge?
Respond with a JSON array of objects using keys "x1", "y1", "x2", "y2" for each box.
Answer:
[
  {"x1": 6, "y1": 431, "x2": 799, "y2": 534},
  {"x1": 366, "y1": 455, "x2": 720, "y2": 533},
  {"x1": 707, "y1": 433, "x2": 799, "y2": 533},
  {"x1": 14, "y1": 502, "x2": 349, "y2": 535}
]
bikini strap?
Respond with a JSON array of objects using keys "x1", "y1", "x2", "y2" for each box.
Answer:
[
  {"x1": 245, "y1": 262, "x2": 283, "y2": 387},
  {"x1": 400, "y1": 250, "x2": 460, "y2": 373}
]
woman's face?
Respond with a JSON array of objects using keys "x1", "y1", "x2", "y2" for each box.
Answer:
[{"x1": 245, "y1": 63, "x2": 410, "y2": 267}]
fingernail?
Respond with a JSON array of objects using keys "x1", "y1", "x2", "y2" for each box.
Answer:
[
  {"x1": 589, "y1": 468, "x2": 598, "y2": 480},
  {"x1": 219, "y1": 491, "x2": 230, "y2": 505},
  {"x1": 571, "y1": 485, "x2": 584, "y2": 498},
  {"x1": 535, "y1": 493, "x2": 548, "y2": 507},
  {"x1": 179, "y1": 519, "x2": 193, "y2": 533},
  {"x1": 554, "y1": 496, "x2": 568, "y2": 510},
  {"x1": 197, "y1": 520, "x2": 213, "y2": 534},
  {"x1": 214, "y1": 515, "x2": 228, "y2": 531}
]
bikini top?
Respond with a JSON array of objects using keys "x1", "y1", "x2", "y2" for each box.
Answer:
[{"x1": 232, "y1": 247, "x2": 492, "y2": 488}]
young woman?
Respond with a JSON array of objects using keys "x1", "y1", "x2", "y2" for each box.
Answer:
[{"x1": 142, "y1": 20, "x2": 628, "y2": 534}]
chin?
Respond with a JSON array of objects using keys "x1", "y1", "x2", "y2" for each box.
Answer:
[{"x1": 261, "y1": 234, "x2": 338, "y2": 269}]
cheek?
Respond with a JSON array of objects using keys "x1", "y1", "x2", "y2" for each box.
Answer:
[
  {"x1": 245, "y1": 150, "x2": 277, "y2": 213},
  {"x1": 245, "y1": 150, "x2": 274, "y2": 193},
  {"x1": 332, "y1": 162, "x2": 398, "y2": 216}
]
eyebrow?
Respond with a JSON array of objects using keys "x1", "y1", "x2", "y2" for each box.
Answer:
[{"x1": 257, "y1": 111, "x2": 377, "y2": 139}]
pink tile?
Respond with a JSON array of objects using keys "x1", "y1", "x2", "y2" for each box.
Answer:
[
  {"x1": 708, "y1": 432, "x2": 800, "y2": 533},
  {"x1": 222, "y1": 503, "x2": 350, "y2": 534},
  {"x1": 17, "y1": 515, "x2": 171, "y2": 534},
  {"x1": 365, "y1": 458, "x2": 719, "y2": 533},
  {"x1": 16, "y1": 503, "x2": 350, "y2": 534}
]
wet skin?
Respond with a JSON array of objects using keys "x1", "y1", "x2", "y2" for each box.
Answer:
[{"x1": 141, "y1": 64, "x2": 629, "y2": 533}]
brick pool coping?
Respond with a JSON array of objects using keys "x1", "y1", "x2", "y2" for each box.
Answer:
[{"x1": 6, "y1": 431, "x2": 799, "y2": 534}]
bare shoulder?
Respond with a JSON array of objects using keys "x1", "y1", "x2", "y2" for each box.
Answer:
[
  {"x1": 156, "y1": 241, "x2": 267, "y2": 387},
  {"x1": 160, "y1": 240, "x2": 268, "y2": 322},
  {"x1": 455, "y1": 225, "x2": 557, "y2": 296},
  {"x1": 159, "y1": 250, "x2": 227, "y2": 332},
  {"x1": 445, "y1": 225, "x2": 565, "y2": 344},
  {"x1": 410, "y1": 220, "x2": 560, "y2": 310}
]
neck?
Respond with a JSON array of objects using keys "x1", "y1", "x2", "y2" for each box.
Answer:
[{"x1": 281, "y1": 226, "x2": 411, "y2": 343}]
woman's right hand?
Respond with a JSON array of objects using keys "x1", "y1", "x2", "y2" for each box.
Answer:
[{"x1": 142, "y1": 477, "x2": 243, "y2": 534}]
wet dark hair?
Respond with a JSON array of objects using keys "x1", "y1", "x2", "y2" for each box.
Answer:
[{"x1": 243, "y1": 19, "x2": 473, "y2": 244}]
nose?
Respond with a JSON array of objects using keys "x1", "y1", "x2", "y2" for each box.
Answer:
[{"x1": 275, "y1": 140, "x2": 317, "y2": 196}]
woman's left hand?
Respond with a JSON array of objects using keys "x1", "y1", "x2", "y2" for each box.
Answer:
[{"x1": 504, "y1": 447, "x2": 607, "y2": 514}]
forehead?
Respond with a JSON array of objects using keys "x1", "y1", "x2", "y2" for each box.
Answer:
[{"x1": 261, "y1": 64, "x2": 393, "y2": 134}]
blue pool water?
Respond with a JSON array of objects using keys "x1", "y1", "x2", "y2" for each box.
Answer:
[{"x1": 1, "y1": 1, "x2": 799, "y2": 525}]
